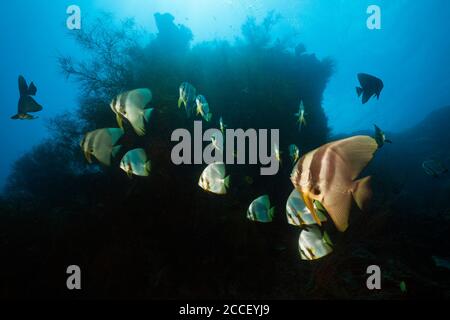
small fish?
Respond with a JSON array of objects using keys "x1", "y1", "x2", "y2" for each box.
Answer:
[
  {"x1": 422, "y1": 160, "x2": 448, "y2": 178},
  {"x1": 81, "y1": 128, "x2": 123, "y2": 166},
  {"x1": 178, "y1": 82, "x2": 197, "y2": 117},
  {"x1": 247, "y1": 195, "x2": 275, "y2": 223},
  {"x1": 289, "y1": 144, "x2": 300, "y2": 163},
  {"x1": 399, "y1": 281, "x2": 407, "y2": 293},
  {"x1": 195, "y1": 95, "x2": 212, "y2": 122},
  {"x1": 298, "y1": 225, "x2": 333, "y2": 261},
  {"x1": 356, "y1": 73, "x2": 384, "y2": 104},
  {"x1": 198, "y1": 162, "x2": 230, "y2": 195},
  {"x1": 244, "y1": 176, "x2": 254, "y2": 185},
  {"x1": 374, "y1": 124, "x2": 392, "y2": 148},
  {"x1": 294, "y1": 101, "x2": 307, "y2": 131},
  {"x1": 211, "y1": 133, "x2": 222, "y2": 152},
  {"x1": 432, "y1": 256, "x2": 450, "y2": 270},
  {"x1": 11, "y1": 75, "x2": 43, "y2": 120},
  {"x1": 291, "y1": 136, "x2": 378, "y2": 232},
  {"x1": 286, "y1": 189, "x2": 327, "y2": 227},
  {"x1": 120, "y1": 148, "x2": 151, "y2": 177},
  {"x1": 110, "y1": 88, "x2": 154, "y2": 136},
  {"x1": 274, "y1": 143, "x2": 282, "y2": 163},
  {"x1": 219, "y1": 116, "x2": 227, "y2": 133}
]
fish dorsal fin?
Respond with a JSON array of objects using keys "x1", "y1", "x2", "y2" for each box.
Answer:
[
  {"x1": 135, "y1": 149, "x2": 148, "y2": 162},
  {"x1": 129, "y1": 88, "x2": 152, "y2": 110},
  {"x1": 28, "y1": 82, "x2": 37, "y2": 96},
  {"x1": 18, "y1": 76, "x2": 28, "y2": 96},
  {"x1": 212, "y1": 163, "x2": 226, "y2": 179},
  {"x1": 326, "y1": 136, "x2": 378, "y2": 181},
  {"x1": 357, "y1": 73, "x2": 372, "y2": 87}
]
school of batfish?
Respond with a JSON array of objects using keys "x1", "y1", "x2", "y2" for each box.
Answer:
[{"x1": 12, "y1": 72, "x2": 447, "y2": 261}]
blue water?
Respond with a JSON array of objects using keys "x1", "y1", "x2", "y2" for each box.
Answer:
[{"x1": 1, "y1": 0, "x2": 450, "y2": 190}]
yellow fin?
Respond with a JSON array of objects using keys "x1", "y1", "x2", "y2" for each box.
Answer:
[
  {"x1": 116, "y1": 113, "x2": 123, "y2": 129},
  {"x1": 301, "y1": 192, "x2": 322, "y2": 226}
]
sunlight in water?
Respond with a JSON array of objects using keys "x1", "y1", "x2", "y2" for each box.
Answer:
[{"x1": 93, "y1": 0, "x2": 306, "y2": 42}]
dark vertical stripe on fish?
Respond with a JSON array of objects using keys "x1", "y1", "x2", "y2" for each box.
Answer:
[
  {"x1": 119, "y1": 92, "x2": 129, "y2": 114},
  {"x1": 292, "y1": 155, "x2": 305, "y2": 187},
  {"x1": 324, "y1": 148, "x2": 337, "y2": 196},
  {"x1": 309, "y1": 146, "x2": 327, "y2": 192}
]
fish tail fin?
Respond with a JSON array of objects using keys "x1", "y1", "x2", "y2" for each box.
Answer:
[
  {"x1": 206, "y1": 113, "x2": 213, "y2": 122},
  {"x1": 352, "y1": 176, "x2": 373, "y2": 212},
  {"x1": 178, "y1": 98, "x2": 183, "y2": 109},
  {"x1": 356, "y1": 87, "x2": 363, "y2": 97},
  {"x1": 269, "y1": 207, "x2": 275, "y2": 220},
  {"x1": 223, "y1": 175, "x2": 231, "y2": 189},
  {"x1": 301, "y1": 116, "x2": 307, "y2": 127},
  {"x1": 111, "y1": 145, "x2": 122, "y2": 158},
  {"x1": 145, "y1": 161, "x2": 152, "y2": 174},
  {"x1": 144, "y1": 108, "x2": 154, "y2": 123},
  {"x1": 385, "y1": 139, "x2": 393, "y2": 144},
  {"x1": 323, "y1": 231, "x2": 334, "y2": 247}
]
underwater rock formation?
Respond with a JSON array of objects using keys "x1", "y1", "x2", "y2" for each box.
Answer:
[{"x1": 1, "y1": 12, "x2": 336, "y2": 299}]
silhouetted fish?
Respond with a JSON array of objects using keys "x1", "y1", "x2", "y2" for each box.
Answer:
[
  {"x1": 11, "y1": 75, "x2": 43, "y2": 120},
  {"x1": 356, "y1": 73, "x2": 384, "y2": 104},
  {"x1": 422, "y1": 160, "x2": 448, "y2": 178},
  {"x1": 374, "y1": 124, "x2": 392, "y2": 148}
]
